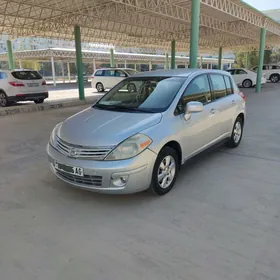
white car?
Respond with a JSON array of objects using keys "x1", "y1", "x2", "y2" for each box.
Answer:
[
  {"x1": 251, "y1": 64, "x2": 280, "y2": 83},
  {"x1": 0, "y1": 69, "x2": 48, "y2": 107},
  {"x1": 227, "y1": 68, "x2": 266, "y2": 88},
  {"x1": 91, "y1": 68, "x2": 138, "y2": 92}
]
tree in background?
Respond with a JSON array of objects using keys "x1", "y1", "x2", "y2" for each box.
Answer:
[
  {"x1": 271, "y1": 48, "x2": 280, "y2": 63},
  {"x1": 233, "y1": 50, "x2": 272, "y2": 69}
]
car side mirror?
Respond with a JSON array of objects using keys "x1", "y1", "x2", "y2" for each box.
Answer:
[{"x1": 184, "y1": 101, "x2": 203, "y2": 121}]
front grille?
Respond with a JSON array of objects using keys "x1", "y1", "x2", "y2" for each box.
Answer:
[
  {"x1": 56, "y1": 170, "x2": 103, "y2": 187},
  {"x1": 56, "y1": 136, "x2": 113, "y2": 160}
]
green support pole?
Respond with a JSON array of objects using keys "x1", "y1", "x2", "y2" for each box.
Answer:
[
  {"x1": 245, "y1": 52, "x2": 249, "y2": 68},
  {"x1": 171, "y1": 40, "x2": 176, "y2": 69},
  {"x1": 256, "y1": 28, "x2": 266, "y2": 93},
  {"x1": 74, "y1": 25, "x2": 85, "y2": 100},
  {"x1": 165, "y1": 53, "x2": 169, "y2": 70},
  {"x1": 218, "y1": 47, "x2": 222, "y2": 70},
  {"x1": 110, "y1": 48, "x2": 115, "y2": 67},
  {"x1": 189, "y1": 0, "x2": 200, "y2": 68},
  {"x1": 6, "y1": 40, "x2": 15, "y2": 70}
]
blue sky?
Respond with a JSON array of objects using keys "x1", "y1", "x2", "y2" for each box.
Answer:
[{"x1": 243, "y1": 0, "x2": 280, "y2": 11}]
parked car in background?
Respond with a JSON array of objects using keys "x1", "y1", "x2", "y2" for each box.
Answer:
[
  {"x1": 91, "y1": 68, "x2": 138, "y2": 92},
  {"x1": 227, "y1": 68, "x2": 266, "y2": 88},
  {"x1": 76, "y1": 72, "x2": 89, "y2": 83},
  {"x1": 47, "y1": 69, "x2": 246, "y2": 195},
  {"x1": 0, "y1": 69, "x2": 48, "y2": 107},
  {"x1": 251, "y1": 64, "x2": 280, "y2": 83}
]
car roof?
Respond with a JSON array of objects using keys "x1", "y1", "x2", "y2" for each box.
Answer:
[
  {"x1": 95, "y1": 68, "x2": 136, "y2": 71},
  {"x1": 132, "y1": 69, "x2": 229, "y2": 78}
]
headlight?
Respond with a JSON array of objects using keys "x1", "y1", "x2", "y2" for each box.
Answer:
[
  {"x1": 49, "y1": 122, "x2": 62, "y2": 148},
  {"x1": 105, "y1": 134, "x2": 152, "y2": 160}
]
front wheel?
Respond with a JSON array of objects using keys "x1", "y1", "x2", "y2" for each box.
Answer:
[
  {"x1": 242, "y1": 79, "x2": 252, "y2": 88},
  {"x1": 270, "y1": 74, "x2": 279, "y2": 83},
  {"x1": 34, "y1": 99, "x2": 44, "y2": 104},
  {"x1": 226, "y1": 116, "x2": 244, "y2": 148},
  {"x1": 149, "y1": 147, "x2": 179, "y2": 196}
]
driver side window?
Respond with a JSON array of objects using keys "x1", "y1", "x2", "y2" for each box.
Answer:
[{"x1": 175, "y1": 75, "x2": 211, "y2": 115}]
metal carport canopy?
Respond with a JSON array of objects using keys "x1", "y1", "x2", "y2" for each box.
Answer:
[
  {"x1": 1, "y1": 0, "x2": 280, "y2": 52},
  {"x1": 0, "y1": 48, "x2": 234, "y2": 65}
]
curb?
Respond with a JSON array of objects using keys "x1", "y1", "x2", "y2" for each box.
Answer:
[{"x1": 0, "y1": 97, "x2": 97, "y2": 117}]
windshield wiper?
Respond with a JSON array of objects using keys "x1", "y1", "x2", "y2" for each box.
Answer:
[{"x1": 94, "y1": 104, "x2": 153, "y2": 113}]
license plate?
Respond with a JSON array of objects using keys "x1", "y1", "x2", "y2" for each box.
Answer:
[
  {"x1": 54, "y1": 161, "x2": 84, "y2": 177},
  {"x1": 27, "y1": 83, "x2": 39, "y2": 87}
]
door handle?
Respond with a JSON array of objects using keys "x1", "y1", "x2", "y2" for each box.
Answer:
[{"x1": 210, "y1": 108, "x2": 216, "y2": 114}]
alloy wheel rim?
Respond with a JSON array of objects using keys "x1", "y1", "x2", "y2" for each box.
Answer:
[
  {"x1": 244, "y1": 80, "x2": 251, "y2": 87},
  {"x1": 272, "y1": 76, "x2": 278, "y2": 82},
  {"x1": 233, "y1": 121, "x2": 242, "y2": 143},
  {"x1": 97, "y1": 84, "x2": 103, "y2": 91},
  {"x1": 0, "y1": 93, "x2": 6, "y2": 106},
  {"x1": 157, "y1": 155, "x2": 176, "y2": 189}
]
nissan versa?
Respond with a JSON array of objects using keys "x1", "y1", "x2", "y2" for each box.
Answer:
[{"x1": 47, "y1": 69, "x2": 246, "y2": 195}]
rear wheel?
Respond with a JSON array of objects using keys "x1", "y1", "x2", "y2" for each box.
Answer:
[
  {"x1": 149, "y1": 147, "x2": 179, "y2": 196},
  {"x1": 270, "y1": 74, "x2": 279, "y2": 83},
  {"x1": 0, "y1": 92, "x2": 8, "y2": 107},
  {"x1": 226, "y1": 116, "x2": 244, "y2": 148},
  {"x1": 34, "y1": 99, "x2": 44, "y2": 104},
  {"x1": 96, "y1": 83, "x2": 104, "y2": 92},
  {"x1": 242, "y1": 79, "x2": 252, "y2": 88}
]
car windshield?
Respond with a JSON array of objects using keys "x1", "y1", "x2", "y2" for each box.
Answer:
[
  {"x1": 125, "y1": 69, "x2": 138, "y2": 76},
  {"x1": 94, "y1": 76, "x2": 186, "y2": 113}
]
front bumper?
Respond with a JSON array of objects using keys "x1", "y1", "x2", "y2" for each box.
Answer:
[
  {"x1": 8, "y1": 92, "x2": 49, "y2": 102},
  {"x1": 47, "y1": 143, "x2": 157, "y2": 194}
]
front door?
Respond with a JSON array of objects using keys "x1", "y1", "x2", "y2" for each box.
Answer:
[{"x1": 174, "y1": 74, "x2": 220, "y2": 160}]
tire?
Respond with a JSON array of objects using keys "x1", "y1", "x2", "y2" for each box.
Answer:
[
  {"x1": 226, "y1": 116, "x2": 244, "y2": 148},
  {"x1": 242, "y1": 79, "x2": 252, "y2": 88},
  {"x1": 149, "y1": 146, "x2": 179, "y2": 196},
  {"x1": 270, "y1": 74, "x2": 279, "y2": 83},
  {"x1": 127, "y1": 83, "x2": 136, "y2": 92},
  {"x1": 96, "y1": 83, "x2": 104, "y2": 92},
  {"x1": 0, "y1": 91, "x2": 8, "y2": 107},
  {"x1": 34, "y1": 99, "x2": 44, "y2": 104}
]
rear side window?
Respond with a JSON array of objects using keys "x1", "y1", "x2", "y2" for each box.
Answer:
[
  {"x1": 103, "y1": 70, "x2": 115, "y2": 77},
  {"x1": 224, "y1": 76, "x2": 233, "y2": 95},
  {"x1": 12, "y1": 71, "x2": 42, "y2": 80},
  {"x1": 209, "y1": 74, "x2": 227, "y2": 100},
  {"x1": 272, "y1": 65, "x2": 280, "y2": 69},
  {"x1": 227, "y1": 69, "x2": 235, "y2": 75},
  {"x1": 94, "y1": 70, "x2": 103, "y2": 76},
  {"x1": 236, "y1": 69, "x2": 247, "y2": 74}
]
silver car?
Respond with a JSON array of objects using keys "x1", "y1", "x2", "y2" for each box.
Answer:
[{"x1": 47, "y1": 69, "x2": 246, "y2": 195}]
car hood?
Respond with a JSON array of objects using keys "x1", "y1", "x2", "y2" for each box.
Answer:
[{"x1": 57, "y1": 107, "x2": 162, "y2": 146}]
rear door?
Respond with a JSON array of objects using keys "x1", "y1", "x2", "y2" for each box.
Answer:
[
  {"x1": 9, "y1": 71, "x2": 46, "y2": 94},
  {"x1": 209, "y1": 74, "x2": 236, "y2": 137}
]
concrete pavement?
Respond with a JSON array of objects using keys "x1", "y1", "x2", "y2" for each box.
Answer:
[{"x1": 1, "y1": 85, "x2": 280, "y2": 280}]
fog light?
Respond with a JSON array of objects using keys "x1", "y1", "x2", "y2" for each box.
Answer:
[{"x1": 112, "y1": 175, "x2": 129, "y2": 187}]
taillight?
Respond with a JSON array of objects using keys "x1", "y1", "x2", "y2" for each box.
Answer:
[
  {"x1": 42, "y1": 80, "x2": 46, "y2": 85},
  {"x1": 238, "y1": 91, "x2": 246, "y2": 101},
  {"x1": 9, "y1": 81, "x2": 25, "y2": 87}
]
